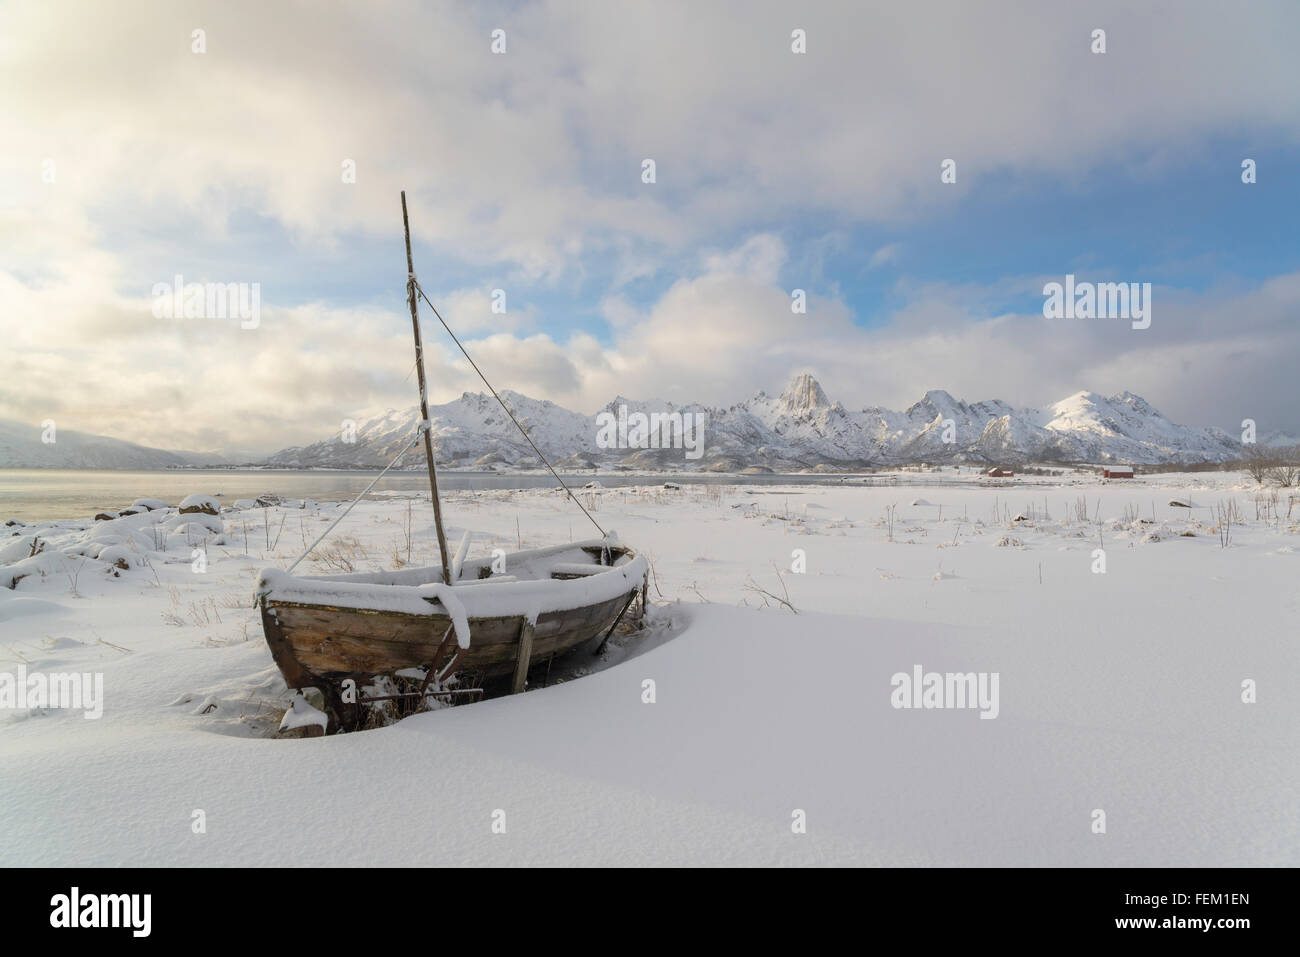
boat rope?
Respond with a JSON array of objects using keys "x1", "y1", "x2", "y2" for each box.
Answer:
[
  {"x1": 284, "y1": 427, "x2": 426, "y2": 575},
  {"x1": 411, "y1": 278, "x2": 609, "y2": 539}
]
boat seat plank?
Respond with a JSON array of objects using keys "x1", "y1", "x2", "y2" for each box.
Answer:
[{"x1": 549, "y1": 562, "x2": 605, "y2": 579}]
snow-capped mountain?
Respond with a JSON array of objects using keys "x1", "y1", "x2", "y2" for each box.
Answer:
[
  {"x1": 0, "y1": 378, "x2": 1248, "y2": 470},
  {"x1": 265, "y1": 375, "x2": 1246, "y2": 470},
  {"x1": 268, "y1": 391, "x2": 597, "y2": 470}
]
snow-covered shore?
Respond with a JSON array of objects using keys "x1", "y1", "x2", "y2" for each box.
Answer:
[{"x1": 1, "y1": 474, "x2": 1297, "y2": 865}]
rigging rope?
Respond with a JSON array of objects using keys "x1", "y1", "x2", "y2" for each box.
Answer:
[
  {"x1": 284, "y1": 428, "x2": 426, "y2": 574},
  {"x1": 412, "y1": 278, "x2": 608, "y2": 539},
  {"x1": 279, "y1": 280, "x2": 609, "y2": 580}
]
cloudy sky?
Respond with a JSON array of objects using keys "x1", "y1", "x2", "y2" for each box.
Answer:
[{"x1": 4, "y1": 0, "x2": 1299, "y2": 454}]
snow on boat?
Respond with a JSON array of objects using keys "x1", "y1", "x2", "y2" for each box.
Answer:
[{"x1": 257, "y1": 540, "x2": 647, "y2": 729}]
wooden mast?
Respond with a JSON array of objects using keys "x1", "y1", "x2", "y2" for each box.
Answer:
[{"x1": 401, "y1": 190, "x2": 452, "y2": 585}]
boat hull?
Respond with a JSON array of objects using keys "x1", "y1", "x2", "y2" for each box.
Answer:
[
  {"x1": 256, "y1": 540, "x2": 647, "y2": 729},
  {"x1": 261, "y1": 588, "x2": 635, "y2": 687}
]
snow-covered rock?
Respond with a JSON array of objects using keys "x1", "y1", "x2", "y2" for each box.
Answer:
[{"x1": 178, "y1": 494, "x2": 220, "y2": 515}]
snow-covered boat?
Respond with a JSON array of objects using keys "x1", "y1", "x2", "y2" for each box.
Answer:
[
  {"x1": 257, "y1": 540, "x2": 647, "y2": 728},
  {"x1": 257, "y1": 193, "x2": 647, "y2": 732}
]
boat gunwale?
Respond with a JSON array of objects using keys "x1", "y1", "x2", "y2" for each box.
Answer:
[
  {"x1": 256, "y1": 543, "x2": 646, "y2": 623},
  {"x1": 263, "y1": 599, "x2": 606, "y2": 626},
  {"x1": 292, "y1": 538, "x2": 631, "y2": 587}
]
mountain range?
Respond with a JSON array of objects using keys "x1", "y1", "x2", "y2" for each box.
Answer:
[
  {"x1": 0, "y1": 376, "x2": 1274, "y2": 471},
  {"x1": 263, "y1": 374, "x2": 1254, "y2": 471}
]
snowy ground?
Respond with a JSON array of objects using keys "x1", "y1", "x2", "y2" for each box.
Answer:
[{"x1": 1, "y1": 472, "x2": 1297, "y2": 866}]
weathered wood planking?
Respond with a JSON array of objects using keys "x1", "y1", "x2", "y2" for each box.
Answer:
[{"x1": 264, "y1": 590, "x2": 631, "y2": 682}]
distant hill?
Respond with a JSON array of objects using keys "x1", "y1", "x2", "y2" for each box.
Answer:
[{"x1": 0, "y1": 420, "x2": 251, "y2": 469}]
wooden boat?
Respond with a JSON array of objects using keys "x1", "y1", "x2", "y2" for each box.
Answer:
[
  {"x1": 257, "y1": 540, "x2": 647, "y2": 728},
  {"x1": 257, "y1": 193, "x2": 648, "y2": 732}
]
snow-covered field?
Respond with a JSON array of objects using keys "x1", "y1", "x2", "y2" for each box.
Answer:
[{"x1": 2, "y1": 472, "x2": 1297, "y2": 866}]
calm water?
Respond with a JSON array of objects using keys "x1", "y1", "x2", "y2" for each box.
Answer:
[{"x1": 0, "y1": 469, "x2": 876, "y2": 522}]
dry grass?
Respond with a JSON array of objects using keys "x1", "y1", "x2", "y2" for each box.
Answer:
[{"x1": 311, "y1": 535, "x2": 370, "y2": 573}]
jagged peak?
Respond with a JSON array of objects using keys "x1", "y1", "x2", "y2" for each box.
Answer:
[
  {"x1": 604, "y1": 394, "x2": 653, "y2": 408},
  {"x1": 1049, "y1": 390, "x2": 1159, "y2": 422},
  {"x1": 905, "y1": 389, "x2": 964, "y2": 419},
  {"x1": 1056, "y1": 390, "x2": 1106, "y2": 407},
  {"x1": 779, "y1": 373, "x2": 830, "y2": 413},
  {"x1": 1106, "y1": 390, "x2": 1159, "y2": 415}
]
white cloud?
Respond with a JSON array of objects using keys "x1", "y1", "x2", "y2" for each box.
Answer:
[
  {"x1": 869, "y1": 244, "x2": 901, "y2": 269},
  {"x1": 6, "y1": 0, "x2": 1298, "y2": 272},
  {"x1": 4, "y1": 230, "x2": 1300, "y2": 449},
  {"x1": 700, "y1": 234, "x2": 787, "y2": 282},
  {"x1": 567, "y1": 251, "x2": 1300, "y2": 435},
  {"x1": 4, "y1": 0, "x2": 1299, "y2": 448},
  {"x1": 436, "y1": 285, "x2": 537, "y2": 335}
]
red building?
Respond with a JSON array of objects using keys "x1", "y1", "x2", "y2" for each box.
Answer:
[
  {"x1": 1102, "y1": 467, "x2": 1135, "y2": 479},
  {"x1": 986, "y1": 467, "x2": 1014, "y2": 478}
]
